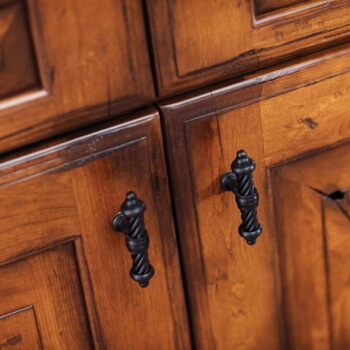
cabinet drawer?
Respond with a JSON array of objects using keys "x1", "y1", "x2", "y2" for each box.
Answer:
[
  {"x1": 159, "y1": 46, "x2": 350, "y2": 349},
  {"x1": 147, "y1": 0, "x2": 350, "y2": 95},
  {"x1": 0, "y1": 110, "x2": 190, "y2": 349},
  {"x1": 0, "y1": 0, "x2": 154, "y2": 153}
]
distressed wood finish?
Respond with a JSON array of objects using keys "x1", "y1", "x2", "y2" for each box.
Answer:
[
  {"x1": 0, "y1": 307, "x2": 42, "y2": 349},
  {"x1": 254, "y1": 0, "x2": 311, "y2": 15},
  {"x1": 0, "y1": 0, "x2": 39, "y2": 100},
  {"x1": 0, "y1": 243, "x2": 93, "y2": 349},
  {"x1": 0, "y1": 110, "x2": 191, "y2": 349},
  {"x1": 0, "y1": 0, "x2": 154, "y2": 153},
  {"x1": 147, "y1": 0, "x2": 350, "y2": 95},
  {"x1": 159, "y1": 44, "x2": 350, "y2": 349},
  {"x1": 271, "y1": 143, "x2": 350, "y2": 349}
]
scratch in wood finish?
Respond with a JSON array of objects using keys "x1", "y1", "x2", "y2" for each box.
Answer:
[
  {"x1": 0, "y1": 334, "x2": 22, "y2": 347},
  {"x1": 302, "y1": 117, "x2": 319, "y2": 129}
]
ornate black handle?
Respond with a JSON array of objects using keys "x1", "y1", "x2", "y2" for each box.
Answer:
[
  {"x1": 112, "y1": 192, "x2": 154, "y2": 287},
  {"x1": 221, "y1": 150, "x2": 263, "y2": 245}
]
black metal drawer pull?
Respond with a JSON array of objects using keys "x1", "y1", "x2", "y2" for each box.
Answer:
[
  {"x1": 221, "y1": 150, "x2": 263, "y2": 245},
  {"x1": 112, "y1": 192, "x2": 154, "y2": 287}
]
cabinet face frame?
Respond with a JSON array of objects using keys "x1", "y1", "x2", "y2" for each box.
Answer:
[
  {"x1": 159, "y1": 43, "x2": 350, "y2": 349},
  {"x1": 0, "y1": 109, "x2": 191, "y2": 350}
]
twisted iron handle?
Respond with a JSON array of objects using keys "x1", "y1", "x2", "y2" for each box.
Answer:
[
  {"x1": 221, "y1": 150, "x2": 263, "y2": 245},
  {"x1": 112, "y1": 191, "x2": 154, "y2": 287}
]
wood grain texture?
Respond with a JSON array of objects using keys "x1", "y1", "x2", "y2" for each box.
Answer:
[
  {"x1": 147, "y1": 0, "x2": 350, "y2": 95},
  {"x1": 0, "y1": 242, "x2": 93, "y2": 349},
  {"x1": 0, "y1": 306, "x2": 42, "y2": 349},
  {"x1": 0, "y1": 109, "x2": 191, "y2": 349},
  {"x1": 0, "y1": 0, "x2": 39, "y2": 100},
  {"x1": 260, "y1": 71, "x2": 350, "y2": 166},
  {"x1": 159, "y1": 42, "x2": 350, "y2": 166},
  {"x1": 159, "y1": 45, "x2": 350, "y2": 349},
  {"x1": 324, "y1": 191, "x2": 350, "y2": 350},
  {"x1": 271, "y1": 142, "x2": 350, "y2": 350},
  {"x1": 160, "y1": 93, "x2": 284, "y2": 350},
  {"x1": 254, "y1": 0, "x2": 310, "y2": 15},
  {"x1": 0, "y1": 0, "x2": 154, "y2": 153}
]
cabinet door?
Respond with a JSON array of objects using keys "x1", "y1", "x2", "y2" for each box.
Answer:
[
  {"x1": 147, "y1": 0, "x2": 350, "y2": 95},
  {"x1": 271, "y1": 143, "x2": 350, "y2": 350},
  {"x1": 0, "y1": 110, "x2": 190, "y2": 349},
  {"x1": 160, "y1": 45, "x2": 350, "y2": 349},
  {"x1": 0, "y1": 0, "x2": 154, "y2": 153}
]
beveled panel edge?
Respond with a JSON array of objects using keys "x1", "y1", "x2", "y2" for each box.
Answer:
[
  {"x1": 252, "y1": 0, "x2": 330, "y2": 25},
  {"x1": 158, "y1": 43, "x2": 350, "y2": 123},
  {"x1": 0, "y1": 0, "x2": 43, "y2": 100},
  {"x1": 157, "y1": 43, "x2": 350, "y2": 166},
  {"x1": 0, "y1": 108, "x2": 158, "y2": 187},
  {"x1": 0, "y1": 305, "x2": 33, "y2": 320},
  {"x1": 147, "y1": 0, "x2": 350, "y2": 96}
]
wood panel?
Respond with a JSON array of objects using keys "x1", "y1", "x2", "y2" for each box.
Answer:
[
  {"x1": 0, "y1": 109, "x2": 191, "y2": 349},
  {"x1": 0, "y1": 0, "x2": 154, "y2": 153},
  {"x1": 147, "y1": 0, "x2": 350, "y2": 95},
  {"x1": 260, "y1": 72, "x2": 350, "y2": 166},
  {"x1": 0, "y1": 0, "x2": 39, "y2": 100},
  {"x1": 271, "y1": 142, "x2": 350, "y2": 349},
  {"x1": 159, "y1": 43, "x2": 350, "y2": 166},
  {"x1": 159, "y1": 45, "x2": 350, "y2": 349},
  {"x1": 0, "y1": 242, "x2": 93, "y2": 349},
  {"x1": 160, "y1": 91, "x2": 284, "y2": 350},
  {"x1": 0, "y1": 306, "x2": 42, "y2": 349}
]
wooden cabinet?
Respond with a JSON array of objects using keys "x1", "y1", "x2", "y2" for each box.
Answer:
[
  {"x1": 0, "y1": 0, "x2": 154, "y2": 153},
  {"x1": 147, "y1": 0, "x2": 350, "y2": 95},
  {"x1": 2, "y1": 1, "x2": 350, "y2": 349},
  {"x1": 160, "y1": 44, "x2": 350, "y2": 349},
  {"x1": 0, "y1": 110, "x2": 191, "y2": 349}
]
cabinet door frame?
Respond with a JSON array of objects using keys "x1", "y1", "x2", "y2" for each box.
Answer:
[
  {"x1": 159, "y1": 43, "x2": 350, "y2": 349},
  {"x1": 0, "y1": 108, "x2": 191, "y2": 349}
]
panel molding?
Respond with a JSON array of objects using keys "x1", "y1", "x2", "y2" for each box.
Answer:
[
  {"x1": 147, "y1": 0, "x2": 350, "y2": 95},
  {"x1": 0, "y1": 0, "x2": 154, "y2": 153},
  {"x1": 0, "y1": 305, "x2": 42, "y2": 349},
  {"x1": 270, "y1": 142, "x2": 350, "y2": 348},
  {"x1": 0, "y1": 0, "x2": 41, "y2": 100},
  {"x1": 158, "y1": 44, "x2": 350, "y2": 167}
]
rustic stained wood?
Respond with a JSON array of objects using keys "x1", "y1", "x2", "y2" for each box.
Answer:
[
  {"x1": 0, "y1": 0, "x2": 154, "y2": 153},
  {"x1": 0, "y1": 0, "x2": 39, "y2": 100},
  {"x1": 0, "y1": 243, "x2": 93, "y2": 349},
  {"x1": 0, "y1": 110, "x2": 191, "y2": 349},
  {"x1": 2, "y1": 1, "x2": 350, "y2": 348},
  {"x1": 147, "y1": 0, "x2": 350, "y2": 95},
  {"x1": 160, "y1": 43, "x2": 350, "y2": 349},
  {"x1": 271, "y1": 143, "x2": 350, "y2": 350}
]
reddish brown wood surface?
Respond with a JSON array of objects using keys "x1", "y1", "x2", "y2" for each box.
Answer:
[
  {"x1": 0, "y1": 0, "x2": 154, "y2": 153},
  {"x1": 271, "y1": 142, "x2": 350, "y2": 350},
  {"x1": 0, "y1": 109, "x2": 191, "y2": 349},
  {"x1": 0, "y1": 307, "x2": 42, "y2": 349},
  {"x1": 160, "y1": 82, "x2": 284, "y2": 350},
  {"x1": 0, "y1": 243, "x2": 93, "y2": 349},
  {"x1": 0, "y1": 0, "x2": 39, "y2": 100},
  {"x1": 159, "y1": 44, "x2": 350, "y2": 349},
  {"x1": 147, "y1": 0, "x2": 350, "y2": 95}
]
